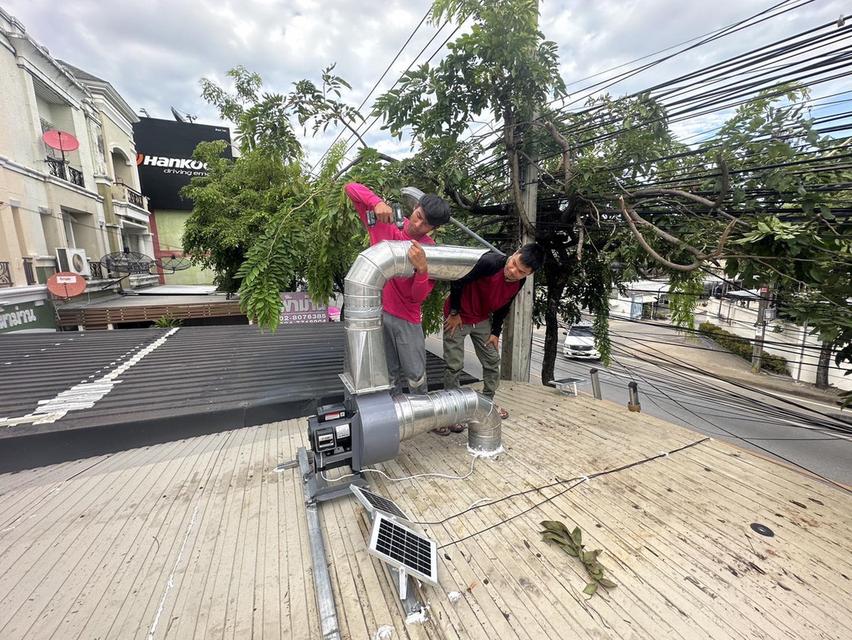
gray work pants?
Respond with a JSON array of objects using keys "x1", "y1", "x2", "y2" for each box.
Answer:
[
  {"x1": 382, "y1": 311, "x2": 429, "y2": 395},
  {"x1": 443, "y1": 318, "x2": 501, "y2": 398}
]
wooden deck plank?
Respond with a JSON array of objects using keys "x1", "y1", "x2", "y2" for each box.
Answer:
[
  {"x1": 325, "y1": 487, "x2": 423, "y2": 640},
  {"x1": 41, "y1": 436, "x2": 221, "y2": 640},
  {"x1": 257, "y1": 422, "x2": 284, "y2": 640},
  {"x1": 0, "y1": 383, "x2": 849, "y2": 640},
  {"x1": 155, "y1": 430, "x2": 249, "y2": 640},
  {"x1": 394, "y1": 436, "x2": 637, "y2": 640},
  {"x1": 399, "y1": 429, "x2": 693, "y2": 640},
  {"x1": 0, "y1": 442, "x2": 176, "y2": 637},
  {"x1": 367, "y1": 459, "x2": 521, "y2": 640},
  {"x1": 395, "y1": 432, "x2": 740, "y2": 639},
  {"x1": 0, "y1": 450, "x2": 143, "y2": 572},
  {"x1": 504, "y1": 387, "x2": 852, "y2": 636},
  {"x1": 283, "y1": 420, "x2": 319, "y2": 638},
  {"x1": 190, "y1": 425, "x2": 264, "y2": 640}
]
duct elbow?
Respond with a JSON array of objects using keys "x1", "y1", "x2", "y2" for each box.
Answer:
[
  {"x1": 467, "y1": 394, "x2": 502, "y2": 455},
  {"x1": 392, "y1": 388, "x2": 502, "y2": 456}
]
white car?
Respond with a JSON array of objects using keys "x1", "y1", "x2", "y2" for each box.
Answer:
[{"x1": 563, "y1": 324, "x2": 600, "y2": 360}]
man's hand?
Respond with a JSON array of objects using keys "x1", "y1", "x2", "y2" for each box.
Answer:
[
  {"x1": 374, "y1": 201, "x2": 393, "y2": 223},
  {"x1": 486, "y1": 334, "x2": 499, "y2": 350},
  {"x1": 408, "y1": 240, "x2": 427, "y2": 274},
  {"x1": 444, "y1": 313, "x2": 463, "y2": 336}
]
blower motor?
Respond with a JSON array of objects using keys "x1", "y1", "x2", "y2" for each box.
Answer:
[{"x1": 306, "y1": 393, "x2": 402, "y2": 476}]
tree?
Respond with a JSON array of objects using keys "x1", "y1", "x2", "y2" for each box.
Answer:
[
  {"x1": 184, "y1": 9, "x2": 851, "y2": 407},
  {"x1": 182, "y1": 66, "x2": 383, "y2": 328}
]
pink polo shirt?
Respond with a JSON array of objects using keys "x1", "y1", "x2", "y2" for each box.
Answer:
[{"x1": 345, "y1": 182, "x2": 435, "y2": 324}]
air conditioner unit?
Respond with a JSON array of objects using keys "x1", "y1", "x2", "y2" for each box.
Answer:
[{"x1": 55, "y1": 247, "x2": 92, "y2": 277}]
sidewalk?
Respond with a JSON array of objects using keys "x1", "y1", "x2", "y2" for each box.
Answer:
[{"x1": 611, "y1": 318, "x2": 844, "y2": 407}]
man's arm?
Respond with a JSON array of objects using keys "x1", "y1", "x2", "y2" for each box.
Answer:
[
  {"x1": 344, "y1": 182, "x2": 382, "y2": 229},
  {"x1": 344, "y1": 183, "x2": 394, "y2": 244},
  {"x1": 489, "y1": 278, "x2": 525, "y2": 338},
  {"x1": 448, "y1": 252, "x2": 505, "y2": 314}
]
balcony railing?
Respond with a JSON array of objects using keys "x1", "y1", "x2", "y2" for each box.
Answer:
[
  {"x1": 45, "y1": 157, "x2": 85, "y2": 188},
  {"x1": 0, "y1": 262, "x2": 12, "y2": 288},
  {"x1": 23, "y1": 257, "x2": 36, "y2": 286},
  {"x1": 45, "y1": 156, "x2": 64, "y2": 179},
  {"x1": 89, "y1": 260, "x2": 104, "y2": 279},
  {"x1": 112, "y1": 182, "x2": 147, "y2": 210},
  {"x1": 68, "y1": 166, "x2": 84, "y2": 187}
]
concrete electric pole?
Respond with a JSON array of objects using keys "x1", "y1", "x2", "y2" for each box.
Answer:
[{"x1": 501, "y1": 146, "x2": 538, "y2": 382}]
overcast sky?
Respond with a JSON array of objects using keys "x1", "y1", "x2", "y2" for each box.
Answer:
[{"x1": 3, "y1": 0, "x2": 847, "y2": 166}]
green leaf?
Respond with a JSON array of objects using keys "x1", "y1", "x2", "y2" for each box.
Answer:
[
  {"x1": 583, "y1": 582, "x2": 598, "y2": 596},
  {"x1": 540, "y1": 531, "x2": 572, "y2": 547},
  {"x1": 541, "y1": 521, "x2": 570, "y2": 536},
  {"x1": 598, "y1": 578, "x2": 617, "y2": 589},
  {"x1": 570, "y1": 527, "x2": 582, "y2": 546}
]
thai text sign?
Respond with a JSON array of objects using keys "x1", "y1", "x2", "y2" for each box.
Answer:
[{"x1": 279, "y1": 292, "x2": 328, "y2": 324}]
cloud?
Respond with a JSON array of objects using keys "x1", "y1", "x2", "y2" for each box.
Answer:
[{"x1": 4, "y1": 0, "x2": 847, "y2": 167}]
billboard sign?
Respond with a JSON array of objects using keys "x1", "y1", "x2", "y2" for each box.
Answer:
[
  {"x1": 279, "y1": 292, "x2": 328, "y2": 324},
  {"x1": 133, "y1": 117, "x2": 232, "y2": 211}
]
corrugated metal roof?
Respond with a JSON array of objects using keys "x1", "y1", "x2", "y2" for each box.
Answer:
[{"x1": 0, "y1": 324, "x2": 475, "y2": 466}]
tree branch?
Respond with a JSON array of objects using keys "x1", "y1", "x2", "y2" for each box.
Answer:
[
  {"x1": 627, "y1": 188, "x2": 743, "y2": 225},
  {"x1": 447, "y1": 186, "x2": 474, "y2": 210},
  {"x1": 714, "y1": 153, "x2": 729, "y2": 210},
  {"x1": 332, "y1": 151, "x2": 399, "y2": 180},
  {"x1": 618, "y1": 197, "x2": 738, "y2": 272},
  {"x1": 539, "y1": 119, "x2": 572, "y2": 187},
  {"x1": 619, "y1": 197, "x2": 700, "y2": 272}
]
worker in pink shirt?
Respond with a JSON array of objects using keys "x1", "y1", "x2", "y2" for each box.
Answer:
[{"x1": 344, "y1": 182, "x2": 451, "y2": 395}]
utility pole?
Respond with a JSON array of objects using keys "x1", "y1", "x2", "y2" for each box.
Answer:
[
  {"x1": 500, "y1": 0, "x2": 539, "y2": 384},
  {"x1": 501, "y1": 143, "x2": 538, "y2": 382},
  {"x1": 751, "y1": 285, "x2": 769, "y2": 374}
]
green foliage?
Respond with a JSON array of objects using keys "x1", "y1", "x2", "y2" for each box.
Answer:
[
  {"x1": 186, "y1": 66, "x2": 384, "y2": 329},
  {"x1": 182, "y1": 141, "x2": 299, "y2": 292},
  {"x1": 153, "y1": 314, "x2": 181, "y2": 328},
  {"x1": 699, "y1": 322, "x2": 789, "y2": 376},
  {"x1": 374, "y1": 0, "x2": 565, "y2": 142},
  {"x1": 540, "y1": 520, "x2": 616, "y2": 597},
  {"x1": 668, "y1": 271, "x2": 703, "y2": 331},
  {"x1": 187, "y1": 20, "x2": 850, "y2": 404}
]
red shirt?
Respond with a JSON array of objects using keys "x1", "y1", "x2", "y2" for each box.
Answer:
[
  {"x1": 344, "y1": 182, "x2": 435, "y2": 324},
  {"x1": 442, "y1": 252, "x2": 523, "y2": 337}
]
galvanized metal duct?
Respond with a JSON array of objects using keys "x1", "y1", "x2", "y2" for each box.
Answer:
[
  {"x1": 343, "y1": 241, "x2": 503, "y2": 456},
  {"x1": 343, "y1": 242, "x2": 488, "y2": 395},
  {"x1": 392, "y1": 388, "x2": 502, "y2": 454}
]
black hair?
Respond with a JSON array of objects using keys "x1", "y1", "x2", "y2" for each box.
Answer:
[
  {"x1": 419, "y1": 194, "x2": 451, "y2": 227},
  {"x1": 517, "y1": 243, "x2": 545, "y2": 271}
]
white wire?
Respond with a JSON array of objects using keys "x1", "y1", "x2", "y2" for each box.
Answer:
[{"x1": 320, "y1": 452, "x2": 480, "y2": 484}]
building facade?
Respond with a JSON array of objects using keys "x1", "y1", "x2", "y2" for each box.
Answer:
[
  {"x1": 61, "y1": 62, "x2": 156, "y2": 288},
  {"x1": 0, "y1": 8, "x2": 153, "y2": 332}
]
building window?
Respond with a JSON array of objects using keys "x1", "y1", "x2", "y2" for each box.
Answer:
[{"x1": 62, "y1": 213, "x2": 76, "y2": 248}]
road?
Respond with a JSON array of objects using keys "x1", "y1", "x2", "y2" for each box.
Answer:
[{"x1": 427, "y1": 321, "x2": 852, "y2": 487}]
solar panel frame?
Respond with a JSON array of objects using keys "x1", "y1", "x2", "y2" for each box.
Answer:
[
  {"x1": 350, "y1": 486, "x2": 410, "y2": 521},
  {"x1": 367, "y1": 513, "x2": 438, "y2": 586}
]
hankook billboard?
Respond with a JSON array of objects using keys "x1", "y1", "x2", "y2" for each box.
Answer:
[{"x1": 133, "y1": 117, "x2": 232, "y2": 211}]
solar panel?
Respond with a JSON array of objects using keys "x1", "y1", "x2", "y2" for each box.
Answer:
[
  {"x1": 368, "y1": 513, "x2": 438, "y2": 586},
  {"x1": 350, "y1": 486, "x2": 410, "y2": 520}
]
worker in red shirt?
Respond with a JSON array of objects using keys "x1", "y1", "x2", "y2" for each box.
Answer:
[
  {"x1": 441, "y1": 243, "x2": 546, "y2": 431},
  {"x1": 344, "y1": 182, "x2": 451, "y2": 395}
]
